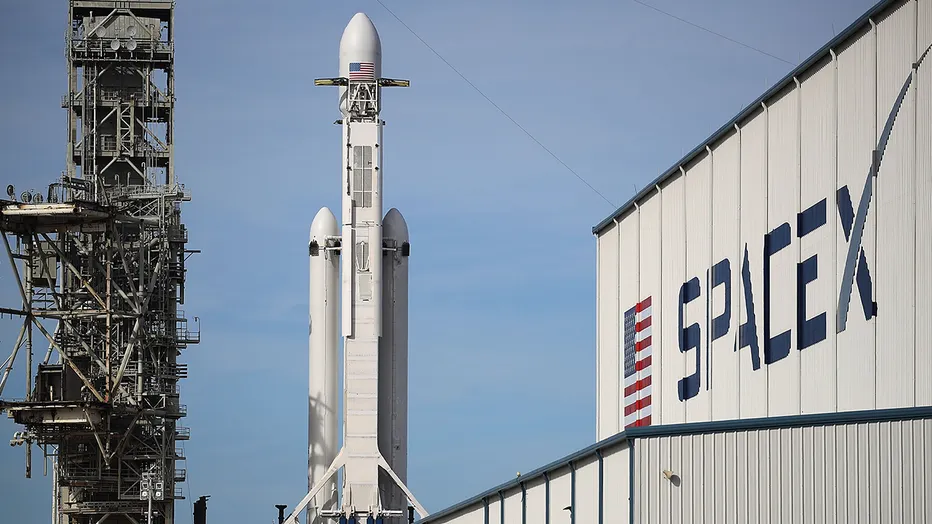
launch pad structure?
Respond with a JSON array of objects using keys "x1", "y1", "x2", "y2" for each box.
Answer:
[{"x1": 0, "y1": 2, "x2": 198, "y2": 524}]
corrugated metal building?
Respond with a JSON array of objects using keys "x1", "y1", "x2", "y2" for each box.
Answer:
[
  {"x1": 422, "y1": 0, "x2": 932, "y2": 522},
  {"x1": 593, "y1": 0, "x2": 931, "y2": 439},
  {"x1": 424, "y1": 408, "x2": 932, "y2": 524}
]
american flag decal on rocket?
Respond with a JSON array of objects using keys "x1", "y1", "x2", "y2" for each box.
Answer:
[
  {"x1": 349, "y1": 61, "x2": 375, "y2": 81},
  {"x1": 623, "y1": 296, "x2": 652, "y2": 428}
]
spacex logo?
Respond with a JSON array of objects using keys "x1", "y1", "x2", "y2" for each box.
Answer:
[
  {"x1": 670, "y1": 51, "x2": 927, "y2": 402},
  {"x1": 672, "y1": 179, "x2": 879, "y2": 403}
]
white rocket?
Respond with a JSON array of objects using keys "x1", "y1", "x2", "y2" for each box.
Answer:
[{"x1": 292, "y1": 12, "x2": 427, "y2": 524}]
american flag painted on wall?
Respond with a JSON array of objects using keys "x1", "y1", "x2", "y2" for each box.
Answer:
[
  {"x1": 623, "y1": 296, "x2": 652, "y2": 428},
  {"x1": 349, "y1": 61, "x2": 375, "y2": 81}
]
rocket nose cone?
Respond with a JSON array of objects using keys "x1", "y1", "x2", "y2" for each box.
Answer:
[
  {"x1": 340, "y1": 12, "x2": 381, "y2": 56},
  {"x1": 310, "y1": 207, "x2": 339, "y2": 241},
  {"x1": 382, "y1": 208, "x2": 409, "y2": 243},
  {"x1": 347, "y1": 12, "x2": 376, "y2": 32},
  {"x1": 339, "y1": 12, "x2": 381, "y2": 76}
]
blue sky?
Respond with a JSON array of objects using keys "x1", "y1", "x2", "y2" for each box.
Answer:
[{"x1": 0, "y1": 0, "x2": 879, "y2": 522}]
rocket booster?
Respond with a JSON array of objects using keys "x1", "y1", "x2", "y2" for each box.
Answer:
[
  {"x1": 298, "y1": 12, "x2": 424, "y2": 524},
  {"x1": 308, "y1": 208, "x2": 338, "y2": 524}
]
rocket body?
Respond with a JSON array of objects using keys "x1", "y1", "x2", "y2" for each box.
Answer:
[
  {"x1": 304, "y1": 12, "x2": 422, "y2": 523},
  {"x1": 379, "y1": 208, "x2": 409, "y2": 515},
  {"x1": 308, "y1": 208, "x2": 339, "y2": 524},
  {"x1": 338, "y1": 114, "x2": 383, "y2": 514}
]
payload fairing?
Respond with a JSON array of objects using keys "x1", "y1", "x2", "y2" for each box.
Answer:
[{"x1": 287, "y1": 12, "x2": 427, "y2": 524}]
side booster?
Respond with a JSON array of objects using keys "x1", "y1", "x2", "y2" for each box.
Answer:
[{"x1": 296, "y1": 12, "x2": 425, "y2": 524}]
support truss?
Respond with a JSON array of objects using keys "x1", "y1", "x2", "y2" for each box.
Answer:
[{"x1": 1, "y1": 2, "x2": 196, "y2": 524}]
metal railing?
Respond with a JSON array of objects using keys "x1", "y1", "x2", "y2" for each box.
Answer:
[{"x1": 70, "y1": 38, "x2": 173, "y2": 57}]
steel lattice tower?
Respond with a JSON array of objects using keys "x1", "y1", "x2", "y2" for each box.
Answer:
[{"x1": 0, "y1": 2, "x2": 198, "y2": 523}]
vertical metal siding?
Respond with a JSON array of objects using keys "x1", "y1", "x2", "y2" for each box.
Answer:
[
  {"x1": 573, "y1": 457, "x2": 598, "y2": 524},
  {"x1": 909, "y1": 419, "x2": 923, "y2": 522},
  {"x1": 898, "y1": 422, "x2": 912, "y2": 521},
  {"x1": 826, "y1": 425, "x2": 841, "y2": 521},
  {"x1": 738, "y1": 112, "x2": 769, "y2": 419},
  {"x1": 914, "y1": 419, "x2": 928, "y2": 522},
  {"x1": 835, "y1": 18, "x2": 879, "y2": 413},
  {"x1": 766, "y1": 87, "x2": 800, "y2": 418},
  {"x1": 596, "y1": 232, "x2": 603, "y2": 440},
  {"x1": 803, "y1": 426, "x2": 818, "y2": 523},
  {"x1": 547, "y1": 467, "x2": 570, "y2": 524},
  {"x1": 712, "y1": 433, "x2": 737, "y2": 522},
  {"x1": 524, "y1": 478, "x2": 546, "y2": 524},
  {"x1": 651, "y1": 433, "x2": 664, "y2": 523},
  {"x1": 442, "y1": 505, "x2": 484, "y2": 524},
  {"x1": 487, "y1": 496, "x2": 501, "y2": 524},
  {"x1": 619, "y1": 214, "x2": 641, "y2": 427},
  {"x1": 870, "y1": 423, "x2": 883, "y2": 520},
  {"x1": 789, "y1": 427, "x2": 802, "y2": 521},
  {"x1": 633, "y1": 431, "x2": 659, "y2": 523},
  {"x1": 660, "y1": 175, "x2": 686, "y2": 424},
  {"x1": 632, "y1": 444, "x2": 643, "y2": 523},
  {"x1": 822, "y1": 425, "x2": 838, "y2": 522},
  {"x1": 685, "y1": 155, "x2": 712, "y2": 423},
  {"x1": 748, "y1": 431, "x2": 763, "y2": 523},
  {"x1": 597, "y1": 227, "x2": 619, "y2": 438},
  {"x1": 915, "y1": 0, "x2": 932, "y2": 407},
  {"x1": 845, "y1": 425, "x2": 859, "y2": 521},
  {"x1": 595, "y1": 231, "x2": 612, "y2": 440},
  {"x1": 634, "y1": 418, "x2": 932, "y2": 523},
  {"x1": 503, "y1": 487, "x2": 521, "y2": 524},
  {"x1": 844, "y1": 424, "x2": 859, "y2": 521},
  {"x1": 761, "y1": 429, "x2": 775, "y2": 521},
  {"x1": 880, "y1": 422, "x2": 892, "y2": 520},
  {"x1": 676, "y1": 433, "x2": 692, "y2": 522},
  {"x1": 601, "y1": 443, "x2": 629, "y2": 520},
  {"x1": 735, "y1": 431, "x2": 749, "y2": 522},
  {"x1": 710, "y1": 134, "x2": 741, "y2": 422},
  {"x1": 638, "y1": 196, "x2": 663, "y2": 426},
  {"x1": 889, "y1": 422, "x2": 904, "y2": 520},
  {"x1": 922, "y1": 419, "x2": 931, "y2": 522},
  {"x1": 875, "y1": 0, "x2": 917, "y2": 409},
  {"x1": 668, "y1": 435, "x2": 683, "y2": 522},
  {"x1": 691, "y1": 434, "x2": 704, "y2": 521},
  {"x1": 656, "y1": 436, "x2": 671, "y2": 524},
  {"x1": 799, "y1": 57, "x2": 839, "y2": 415},
  {"x1": 703, "y1": 433, "x2": 716, "y2": 523},
  {"x1": 858, "y1": 423, "x2": 872, "y2": 521}
]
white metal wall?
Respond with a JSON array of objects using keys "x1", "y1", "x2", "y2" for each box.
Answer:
[
  {"x1": 915, "y1": 0, "x2": 932, "y2": 410},
  {"x1": 424, "y1": 443, "x2": 631, "y2": 524},
  {"x1": 422, "y1": 411, "x2": 932, "y2": 524},
  {"x1": 632, "y1": 418, "x2": 932, "y2": 523},
  {"x1": 596, "y1": 0, "x2": 932, "y2": 439}
]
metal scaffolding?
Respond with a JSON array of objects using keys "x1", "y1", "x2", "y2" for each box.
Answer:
[{"x1": 0, "y1": 2, "x2": 197, "y2": 523}]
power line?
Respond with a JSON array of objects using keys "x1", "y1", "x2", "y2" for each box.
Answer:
[
  {"x1": 372, "y1": 0, "x2": 617, "y2": 209},
  {"x1": 632, "y1": 0, "x2": 795, "y2": 66}
]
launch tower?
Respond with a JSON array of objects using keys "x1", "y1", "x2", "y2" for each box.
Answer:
[{"x1": 0, "y1": 2, "x2": 197, "y2": 524}]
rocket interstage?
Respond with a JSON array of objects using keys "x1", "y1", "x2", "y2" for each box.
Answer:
[{"x1": 289, "y1": 12, "x2": 425, "y2": 524}]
